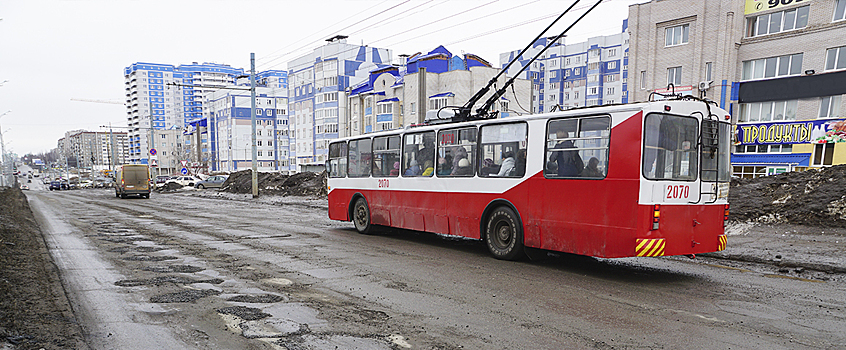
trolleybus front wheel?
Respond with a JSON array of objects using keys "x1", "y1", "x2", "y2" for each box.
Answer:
[
  {"x1": 485, "y1": 207, "x2": 524, "y2": 260},
  {"x1": 352, "y1": 197, "x2": 372, "y2": 234}
]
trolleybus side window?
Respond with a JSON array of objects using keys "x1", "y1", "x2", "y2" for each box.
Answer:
[
  {"x1": 437, "y1": 127, "x2": 477, "y2": 177},
  {"x1": 328, "y1": 142, "x2": 348, "y2": 178},
  {"x1": 373, "y1": 135, "x2": 401, "y2": 177},
  {"x1": 642, "y1": 113, "x2": 699, "y2": 181},
  {"x1": 545, "y1": 116, "x2": 610, "y2": 179},
  {"x1": 480, "y1": 122, "x2": 528, "y2": 177},
  {"x1": 402, "y1": 131, "x2": 436, "y2": 177},
  {"x1": 348, "y1": 138, "x2": 372, "y2": 178}
]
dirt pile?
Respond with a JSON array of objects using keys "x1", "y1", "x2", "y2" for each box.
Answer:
[
  {"x1": 219, "y1": 170, "x2": 327, "y2": 197},
  {"x1": 156, "y1": 182, "x2": 183, "y2": 192},
  {"x1": 730, "y1": 164, "x2": 846, "y2": 227},
  {"x1": 0, "y1": 186, "x2": 87, "y2": 349}
]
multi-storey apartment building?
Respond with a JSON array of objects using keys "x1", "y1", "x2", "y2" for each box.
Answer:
[
  {"x1": 123, "y1": 62, "x2": 244, "y2": 174},
  {"x1": 500, "y1": 22, "x2": 630, "y2": 113},
  {"x1": 287, "y1": 35, "x2": 391, "y2": 167},
  {"x1": 347, "y1": 45, "x2": 532, "y2": 136},
  {"x1": 206, "y1": 87, "x2": 290, "y2": 173},
  {"x1": 629, "y1": 0, "x2": 846, "y2": 177},
  {"x1": 57, "y1": 130, "x2": 129, "y2": 170}
]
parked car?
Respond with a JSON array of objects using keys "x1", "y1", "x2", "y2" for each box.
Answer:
[
  {"x1": 195, "y1": 175, "x2": 228, "y2": 189},
  {"x1": 154, "y1": 175, "x2": 172, "y2": 186},
  {"x1": 20, "y1": 184, "x2": 29, "y2": 190},
  {"x1": 49, "y1": 181, "x2": 68, "y2": 191},
  {"x1": 166, "y1": 176, "x2": 201, "y2": 187}
]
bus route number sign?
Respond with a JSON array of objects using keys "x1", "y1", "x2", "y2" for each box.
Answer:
[
  {"x1": 378, "y1": 179, "x2": 390, "y2": 188},
  {"x1": 665, "y1": 184, "x2": 690, "y2": 201}
]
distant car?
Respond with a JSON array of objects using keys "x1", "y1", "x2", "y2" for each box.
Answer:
[
  {"x1": 195, "y1": 175, "x2": 228, "y2": 189},
  {"x1": 154, "y1": 175, "x2": 172, "y2": 186},
  {"x1": 20, "y1": 184, "x2": 29, "y2": 190},
  {"x1": 49, "y1": 181, "x2": 68, "y2": 191},
  {"x1": 166, "y1": 176, "x2": 201, "y2": 187}
]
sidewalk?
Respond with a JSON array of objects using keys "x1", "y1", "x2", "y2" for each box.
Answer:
[{"x1": 703, "y1": 222, "x2": 846, "y2": 274}]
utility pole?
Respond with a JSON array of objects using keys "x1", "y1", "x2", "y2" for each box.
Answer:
[
  {"x1": 147, "y1": 102, "x2": 156, "y2": 176},
  {"x1": 0, "y1": 111, "x2": 9, "y2": 187},
  {"x1": 250, "y1": 53, "x2": 259, "y2": 198}
]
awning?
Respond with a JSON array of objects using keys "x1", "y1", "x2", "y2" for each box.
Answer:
[
  {"x1": 378, "y1": 97, "x2": 399, "y2": 103},
  {"x1": 731, "y1": 153, "x2": 811, "y2": 166},
  {"x1": 429, "y1": 92, "x2": 454, "y2": 98}
]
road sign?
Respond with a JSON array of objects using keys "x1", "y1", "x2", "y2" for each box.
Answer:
[
  {"x1": 151, "y1": 159, "x2": 158, "y2": 166},
  {"x1": 150, "y1": 148, "x2": 157, "y2": 156},
  {"x1": 181, "y1": 160, "x2": 188, "y2": 167},
  {"x1": 181, "y1": 168, "x2": 188, "y2": 175}
]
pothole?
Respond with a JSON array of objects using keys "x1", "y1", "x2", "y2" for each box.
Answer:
[
  {"x1": 226, "y1": 294, "x2": 286, "y2": 303},
  {"x1": 123, "y1": 255, "x2": 179, "y2": 262},
  {"x1": 144, "y1": 265, "x2": 204, "y2": 273},
  {"x1": 150, "y1": 289, "x2": 221, "y2": 303},
  {"x1": 115, "y1": 276, "x2": 224, "y2": 287},
  {"x1": 217, "y1": 306, "x2": 272, "y2": 321}
]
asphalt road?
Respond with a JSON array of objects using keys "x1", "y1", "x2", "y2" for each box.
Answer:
[{"x1": 24, "y1": 185, "x2": 846, "y2": 350}]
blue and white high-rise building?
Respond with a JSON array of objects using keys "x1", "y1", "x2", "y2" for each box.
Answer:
[
  {"x1": 287, "y1": 35, "x2": 391, "y2": 167},
  {"x1": 124, "y1": 62, "x2": 245, "y2": 174},
  {"x1": 500, "y1": 21, "x2": 630, "y2": 113}
]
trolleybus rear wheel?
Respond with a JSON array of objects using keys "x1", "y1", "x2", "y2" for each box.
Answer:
[
  {"x1": 352, "y1": 197, "x2": 372, "y2": 234},
  {"x1": 485, "y1": 206, "x2": 524, "y2": 260}
]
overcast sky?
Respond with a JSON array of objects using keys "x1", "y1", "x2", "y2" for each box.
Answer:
[{"x1": 0, "y1": 0, "x2": 640, "y2": 155}]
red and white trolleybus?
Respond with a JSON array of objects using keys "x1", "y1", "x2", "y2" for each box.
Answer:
[{"x1": 327, "y1": 99, "x2": 732, "y2": 260}]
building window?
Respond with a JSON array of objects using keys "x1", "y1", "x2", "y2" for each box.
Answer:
[
  {"x1": 747, "y1": 5, "x2": 809, "y2": 37},
  {"x1": 640, "y1": 71, "x2": 646, "y2": 89},
  {"x1": 739, "y1": 100, "x2": 798, "y2": 122},
  {"x1": 665, "y1": 24, "x2": 689, "y2": 46},
  {"x1": 608, "y1": 48, "x2": 617, "y2": 57},
  {"x1": 667, "y1": 66, "x2": 682, "y2": 85},
  {"x1": 825, "y1": 46, "x2": 846, "y2": 71},
  {"x1": 607, "y1": 61, "x2": 617, "y2": 70},
  {"x1": 741, "y1": 53, "x2": 802, "y2": 80},
  {"x1": 819, "y1": 95, "x2": 843, "y2": 119},
  {"x1": 607, "y1": 87, "x2": 615, "y2": 95},
  {"x1": 428, "y1": 97, "x2": 448, "y2": 111},
  {"x1": 813, "y1": 143, "x2": 835, "y2": 166},
  {"x1": 837, "y1": 0, "x2": 846, "y2": 21},
  {"x1": 377, "y1": 102, "x2": 393, "y2": 114},
  {"x1": 705, "y1": 62, "x2": 713, "y2": 82}
]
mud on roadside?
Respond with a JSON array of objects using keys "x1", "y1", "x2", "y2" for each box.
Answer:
[{"x1": 0, "y1": 186, "x2": 87, "y2": 349}]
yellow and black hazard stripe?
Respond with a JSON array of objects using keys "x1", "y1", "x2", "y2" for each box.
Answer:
[
  {"x1": 717, "y1": 235, "x2": 727, "y2": 251},
  {"x1": 635, "y1": 238, "x2": 665, "y2": 257}
]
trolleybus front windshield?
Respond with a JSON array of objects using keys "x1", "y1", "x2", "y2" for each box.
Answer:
[{"x1": 642, "y1": 113, "x2": 699, "y2": 181}]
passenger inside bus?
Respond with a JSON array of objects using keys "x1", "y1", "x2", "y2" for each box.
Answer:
[
  {"x1": 450, "y1": 146, "x2": 468, "y2": 175},
  {"x1": 494, "y1": 151, "x2": 516, "y2": 176},
  {"x1": 514, "y1": 149, "x2": 527, "y2": 177},
  {"x1": 404, "y1": 159, "x2": 421, "y2": 176},
  {"x1": 390, "y1": 161, "x2": 400, "y2": 176},
  {"x1": 437, "y1": 157, "x2": 451, "y2": 176},
  {"x1": 454, "y1": 158, "x2": 473, "y2": 176},
  {"x1": 582, "y1": 157, "x2": 603, "y2": 178},
  {"x1": 421, "y1": 160, "x2": 434, "y2": 176},
  {"x1": 549, "y1": 123, "x2": 584, "y2": 177}
]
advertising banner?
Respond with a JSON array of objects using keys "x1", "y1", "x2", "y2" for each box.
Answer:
[{"x1": 735, "y1": 118, "x2": 846, "y2": 145}]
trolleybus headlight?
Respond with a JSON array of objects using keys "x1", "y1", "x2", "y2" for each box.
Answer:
[{"x1": 652, "y1": 204, "x2": 660, "y2": 230}]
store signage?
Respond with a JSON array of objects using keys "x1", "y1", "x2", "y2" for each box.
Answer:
[
  {"x1": 745, "y1": 0, "x2": 805, "y2": 14},
  {"x1": 735, "y1": 118, "x2": 846, "y2": 145}
]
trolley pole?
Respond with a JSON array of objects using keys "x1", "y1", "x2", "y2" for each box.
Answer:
[{"x1": 250, "y1": 53, "x2": 259, "y2": 198}]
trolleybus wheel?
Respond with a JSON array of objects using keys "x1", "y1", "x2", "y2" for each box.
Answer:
[
  {"x1": 485, "y1": 206, "x2": 524, "y2": 260},
  {"x1": 352, "y1": 197, "x2": 372, "y2": 234}
]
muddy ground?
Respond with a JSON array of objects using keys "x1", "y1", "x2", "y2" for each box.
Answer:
[
  {"x1": 0, "y1": 186, "x2": 87, "y2": 349},
  {"x1": 219, "y1": 170, "x2": 327, "y2": 198},
  {"x1": 729, "y1": 164, "x2": 846, "y2": 227}
]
